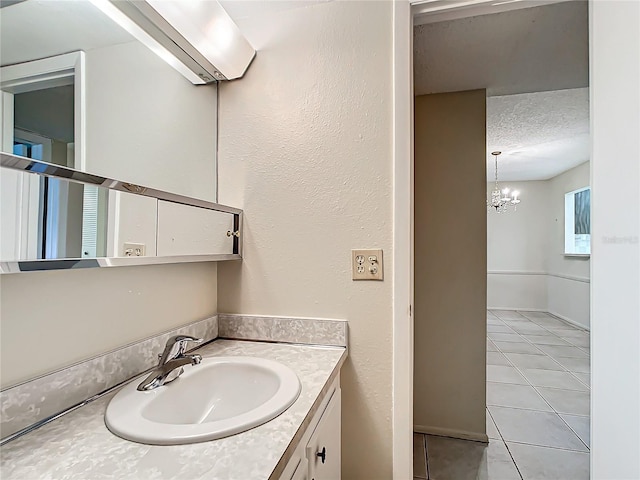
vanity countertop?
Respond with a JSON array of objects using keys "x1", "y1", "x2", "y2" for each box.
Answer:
[{"x1": 0, "y1": 339, "x2": 347, "y2": 480}]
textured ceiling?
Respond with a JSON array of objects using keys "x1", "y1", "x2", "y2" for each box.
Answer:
[
  {"x1": 487, "y1": 88, "x2": 589, "y2": 181},
  {"x1": 414, "y1": 1, "x2": 588, "y2": 97},
  {"x1": 413, "y1": 1, "x2": 589, "y2": 181}
]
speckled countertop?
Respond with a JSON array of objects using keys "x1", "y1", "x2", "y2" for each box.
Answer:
[{"x1": 0, "y1": 339, "x2": 347, "y2": 480}]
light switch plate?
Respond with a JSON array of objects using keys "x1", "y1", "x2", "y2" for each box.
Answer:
[{"x1": 352, "y1": 249, "x2": 383, "y2": 281}]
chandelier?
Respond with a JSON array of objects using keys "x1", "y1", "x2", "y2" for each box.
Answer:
[{"x1": 487, "y1": 151, "x2": 521, "y2": 213}]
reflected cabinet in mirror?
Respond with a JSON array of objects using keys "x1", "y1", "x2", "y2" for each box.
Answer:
[
  {"x1": 0, "y1": 153, "x2": 242, "y2": 273},
  {"x1": 0, "y1": 0, "x2": 217, "y2": 201}
]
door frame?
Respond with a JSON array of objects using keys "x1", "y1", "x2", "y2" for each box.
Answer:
[
  {"x1": 391, "y1": 1, "x2": 584, "y2": 476},
  {"x1": 0, "y1": 51, "x2": 86, "y2": 170}
]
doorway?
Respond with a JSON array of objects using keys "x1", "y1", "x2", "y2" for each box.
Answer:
[{"x1": 409, "y1": 1, "x2": 591, "y2": 478}]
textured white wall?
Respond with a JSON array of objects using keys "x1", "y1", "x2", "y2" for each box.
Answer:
[
  {"x1": 547, "y1": 161, "x2": 590, "y2": 327},
  {"x1": 487, "y1": 180, "x2": 550, "y2": 310},
  {"x1": 0, "y1": 262, "x2": 217, "y2": 388},
  {"x1": 487, "y1": 164, "x2": 591, "y2": 328},
  {"x1": 590, "y1": 1, "x2": 640, "y2": 477},
  {"x1": 216, "y1": 2, "x2": 394, "y2": 478}
]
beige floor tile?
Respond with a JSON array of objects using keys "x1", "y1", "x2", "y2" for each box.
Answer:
[
  {"x1": 426, "y1": 436, "x2": 520, "y2": 480},
  {"x1": 478, "y1": 440, "x2": 522, "y2": 480},
  {"x1": 493, "y1": 310, "x2": 527, "y2": 320},
  {"x1": 560, "y1": 414, "x2": 590, "y2": 448},
  {"x1": 519, "y1": 311, "x2": 552, "y2": 319},
  {"x1": 487, "y1": 317, "x2": 505, "y2": 326},
  {"x1": 487, "y1": 339, "x2": 499, "y2": 352},
  {"x1": 528, "y1": 317, "x2": 570, "y2": 329},
  {"x1": 486, "y1": 410, "x2": 501, "y2": 440},
  {"x1": 503, "y1": 319, "x2": 534, "y2": 327},
  {"x1": 487, "y1": 324, "x2": 516, "y2": 333},
  {"x1": 487, "y1": 352, "x2": 512, "y2": 366},
  {"x1": 523, "y1": 334, "x2": 570, "y2": 346},
  {"x1": 493, "y1": 341, "x2": 543, "y2": 355},
  {"x1": 413, "y1": 433, "x2": 427, "y2": 479},
  {"x1": 537, "y1": 387, "x2": 590, "y2": 416},
  {"x1": 555, "y1": 356, "x2": 590, "y2": 374},
  {"x1": 487, "y1": 365, "x2": 528, "y2": 385},
  {"x1": 556, "y1": 330, "x2": 589, "y2": 341},
  {"x1": 565, "y1": 336, "x2": 590, "y2": 348},
  {"x1": 520, "y1": 369, "x2": 588, "y2": 391},
  {"x1": 486, "y1": 382, "x2": 553, "y2": 411},
  {"x1": 509, "y1": 323, "x2": 550, "y2": 335},
  {"x1": 504, "y1": 353, "x2": 565, "y2": 371},
  {"x1": 488, "y1": 332, "x2": 527, "y2": 343},
  {"x1": 488, "y1": 406, "x2": 587, "y2": 451},
  {"x1": 507, "y1": 442, "x2": 589, "y2": 480},
  {"x1": 535, "y1": 344, "x2": 589, "y2": 359},
  {"x1": 573, "y1": 372, "x2": 590, "y2": 387},
  {"x1": 487, "y1": 318, "x2": 505, "y2": 326}
]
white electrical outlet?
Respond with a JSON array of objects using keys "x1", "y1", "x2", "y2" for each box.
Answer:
[
  {"x1": 123, "y1": 242, "x2": 146, "y2": 257},
  {"x1": 352, "y1": 249, "x2": 383, "y2": 281}
]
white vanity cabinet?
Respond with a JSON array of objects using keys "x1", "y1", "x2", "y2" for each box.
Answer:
[{"x1": 279, "y1": 377, "x2": 341, "y2": 480}]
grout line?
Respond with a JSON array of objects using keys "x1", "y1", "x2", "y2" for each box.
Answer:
[
  {"x1": 493, "y1": 347, "x2": 569, "y2": 413},
  {"x1": 489, "y1": 311, "x2": 591, "y2": 454},
  {"x1": 556, "y1": 414, "x2": 591, "y2": 452},
  {"x1": 502, "y1": 439, "x2": 525, "y2": 480},
  {"x1": 487, "y1": 406, "x2": 525, "y2": 480},
  {"x1": 424, "y1": 432, "x2": 430, "y2": 479},
  {"x1": 567, "y1": 371, "x2": 591, "y2": 390},
  {"x1": 505, "y1": 439, "x2": 590, "y2": 454},
  {"x1": 487, "y1": 400, "x2": 556, "y2": 415}
]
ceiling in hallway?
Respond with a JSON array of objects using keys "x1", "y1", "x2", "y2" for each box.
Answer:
[
  {"x1": 413, "y1": 1, "x2": 589, "y2": 182},
  {"x1": 414, "y1": 1, "x2": 588, "y2": 97}
]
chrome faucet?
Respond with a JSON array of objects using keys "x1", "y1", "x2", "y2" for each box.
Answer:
[{"x1": 137, "y1": 335, "x2": 203, "y2": 391}]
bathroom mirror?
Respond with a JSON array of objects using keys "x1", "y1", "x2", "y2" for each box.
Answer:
[
  {"x1": 0, "y1": 0, "x2": 218, "y2": 202},
  {"x1": 0, "y1": 153, "x2": 242, "y2": 273}
]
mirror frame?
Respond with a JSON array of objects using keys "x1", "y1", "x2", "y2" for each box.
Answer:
[{"x1": 0, "y1": 152, "x2": 242, "y2": 273}]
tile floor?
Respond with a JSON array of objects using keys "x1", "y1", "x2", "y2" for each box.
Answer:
[{"x1": 414, "y1": 310, "x2": 590, "y2": 480}]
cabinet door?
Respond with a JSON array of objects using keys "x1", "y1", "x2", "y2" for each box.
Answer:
[
  {"x1": 306, "y1": 388, "x2": 341, "y2": 480},
  {"x1": 290, "y1": 458, "x2": 308, "y2": 480}
]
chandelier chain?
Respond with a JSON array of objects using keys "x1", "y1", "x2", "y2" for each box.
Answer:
[{"x1": 487, "y1": 151, "x2": 521, "y2": 214}]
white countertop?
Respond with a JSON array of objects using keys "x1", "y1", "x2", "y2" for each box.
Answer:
[{"x1": 0, "y1": 339, "x2": 346, "y2": 480}]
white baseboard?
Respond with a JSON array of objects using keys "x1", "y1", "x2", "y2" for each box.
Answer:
[
  {"x1": 413, "y1": 424, "x2": 489, "y2": 443},
  {"x1": 547, "y1": 311, "x2": 590, "y2": 332}
]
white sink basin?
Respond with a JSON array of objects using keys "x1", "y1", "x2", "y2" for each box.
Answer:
[{"x1": 105, "y1": 356, "x2": 301, "y2": 445}]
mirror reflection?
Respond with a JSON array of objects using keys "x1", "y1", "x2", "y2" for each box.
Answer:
[
  {"x1": 0, "y1": 0, "x2": 218, "y2": 201},
  {"x1": 0, "y1": 168, "x2": 236, "y2": 264}
]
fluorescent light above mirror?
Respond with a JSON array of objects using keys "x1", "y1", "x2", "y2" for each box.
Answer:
[{"x1": 89, "y1": 0, "x2": 255, "y2": 84}]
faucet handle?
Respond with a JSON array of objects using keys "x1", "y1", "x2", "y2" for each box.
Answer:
[{"x1": 159, "y1": 335, "x2": 203, "y2": 364}]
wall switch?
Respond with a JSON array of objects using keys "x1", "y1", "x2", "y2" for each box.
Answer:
[
  {"x1": 352, "y1": 249, "x2": 383, "y2": 281},
  {"x1": 123, "y1": 242, "x2": 146, "y2": 257}
]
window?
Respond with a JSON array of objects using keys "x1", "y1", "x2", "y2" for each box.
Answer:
[{"x1": 565, "y1": 187, "x2": 591, "y2": 255}]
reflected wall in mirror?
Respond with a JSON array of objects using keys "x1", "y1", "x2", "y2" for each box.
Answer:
[
  {"x1": 0, "y1": 154, "x2": 241, "y2": 272},
  {"x1": 0, "y1": 168, "x2": 154, "y2": 261},
  {"x1": 0, "y1": 0, "x2": 218, "y2": 202}
]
